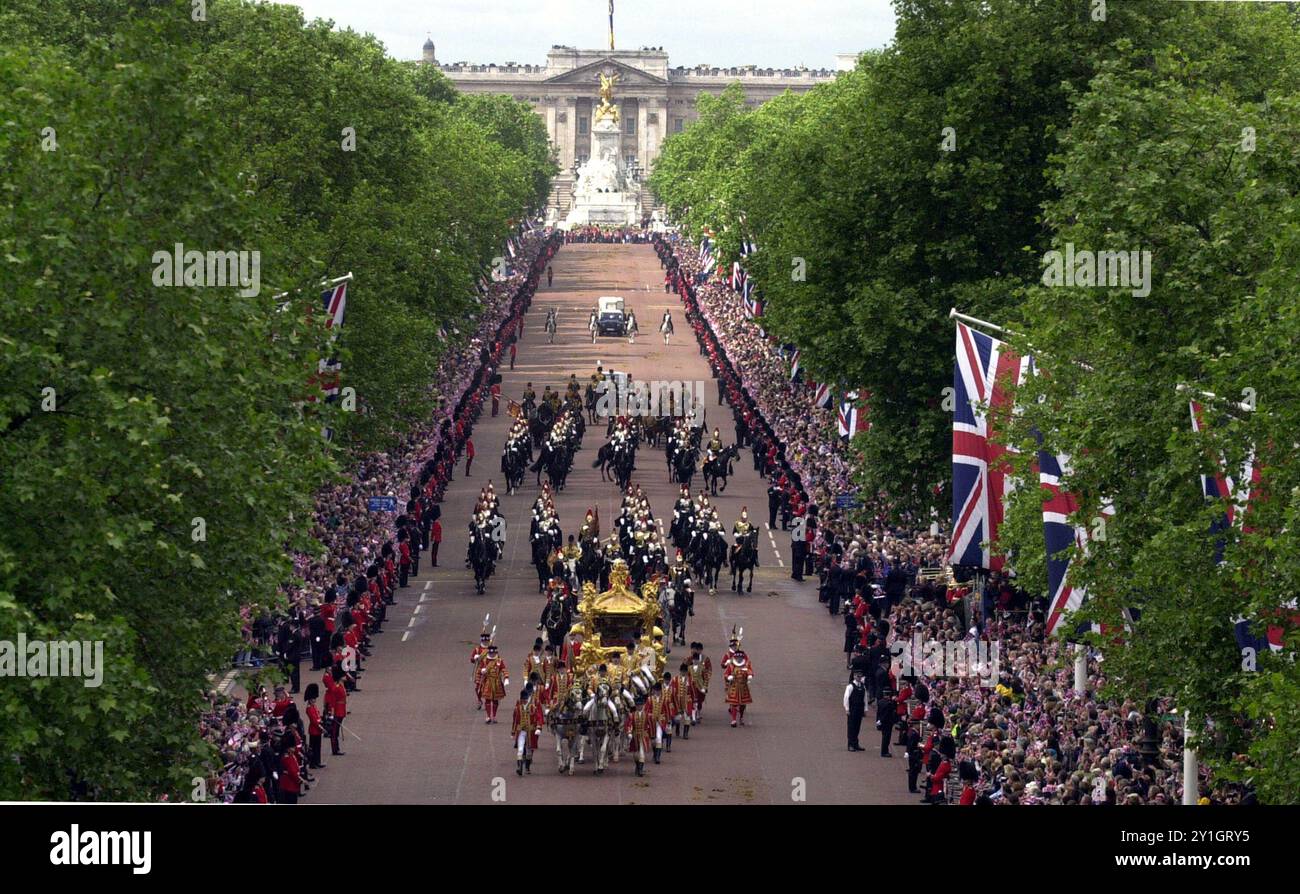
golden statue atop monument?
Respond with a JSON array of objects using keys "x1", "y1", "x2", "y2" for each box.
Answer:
[{"x1": 594, "y1": 70, "x2": 620, "y2": 125}]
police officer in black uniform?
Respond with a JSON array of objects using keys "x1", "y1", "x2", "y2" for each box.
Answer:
[{"x1": 844, "y1": 671, "x2": 867, "y2": 751}]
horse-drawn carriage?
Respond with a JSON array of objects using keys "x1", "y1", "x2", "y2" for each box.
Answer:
[{"x1": 547, "y1": 560, "x2": 669, "y2": 774}]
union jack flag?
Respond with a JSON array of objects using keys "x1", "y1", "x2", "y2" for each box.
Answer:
[
  {"x1": 949, "y1": 321, "x2": 1031, "y2": 570},
  {"x1": 322, "y1": 280, "x2": 347, "y2": 330},
  {"x1": 813, "y1": 382, "x2": 832, "y2": 409},
  {"x1": 1188, "y1": 400, "x2": 1283, "y2": 659},
  {"x1": 1039, "y1": 446, "x2": 1115, "y2": 637},
  {"x1": 838, "y1": 390, "x2": 865, "y2": 438},
  {"x1": 789, "y1": 349, "x2": 801, "y2": 384}
]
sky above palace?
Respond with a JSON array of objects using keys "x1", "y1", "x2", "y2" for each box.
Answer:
[{"x1": 284, "y1": 0, "x2": 897, "y2": 68}]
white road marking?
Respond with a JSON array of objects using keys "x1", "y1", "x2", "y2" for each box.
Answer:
[
  {"x1": 414, "y1": 605, "x2": 423, "y2": 614},
  {"x1": 424, "y1": 581, "x2": 432, "y2": 590},
  {"x1": 402, "y1": 631, "x2": 412, "y2": 642},
  {"x1": 407, "y1": 617, "x2": 417, "y2": 628}
]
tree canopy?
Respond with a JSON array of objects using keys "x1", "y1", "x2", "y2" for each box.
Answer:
[
  {"x1": 649, "y1": 0, "x2": 1300, "y2": 801},
  {"x1": 0, "y1": 0, "x2": 552, "y2": 799}
]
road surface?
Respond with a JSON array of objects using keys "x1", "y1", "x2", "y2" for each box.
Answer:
[{"x1": 307, "y1": 243, "x2": 912, "y2": 804}]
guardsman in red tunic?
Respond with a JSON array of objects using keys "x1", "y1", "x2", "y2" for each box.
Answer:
[
  {"x1": 469, "y1": 616, "x2": 493, "y2": 710},
  {"x1": 670, "y1": 663, "x2": 695, "y2": 742},
  {"x1": 625, "y1": 698, "x2": 655, "y2": 777},
  {"x1": 560, "y1": 629, "x2": 584, "y2": 669},
  {"x1": 522, "y1": 637, "x2": 546, "y2": 687},
  {"x1": 650, "y1": 677, "x2": 673, "y2": 761},
  {"x1": 478, "y1": 643, "x2": 509, "y2": 724},
  {"x1": 688, "y1": 641, "x2": 712, "y2": 723},
  {"x1": 724, "y1": 645, "x2": 754, "y2": 728},
  {"x1": 545, "y1": 659, "x2": 576, "y2": 710},
  {"x1": 511, "y1": 678, "x2": 545, "y2": 775}
]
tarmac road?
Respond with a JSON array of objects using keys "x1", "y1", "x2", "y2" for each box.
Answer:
[{"x1": 305, "y1": 243, "x2": 913, "y2": 804}]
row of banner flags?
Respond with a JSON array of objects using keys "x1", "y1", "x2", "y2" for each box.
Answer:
[
  {"x1": 700, "y1": 231, "x2": 867, "y2": 440},
  {"x1": 1188, "y1": 400, "x2": 1290, "y2": 662},
  {"x1": 302, "y1": 220, "x2": 538, "y2": 436},
  {"x1": 947, "y1": 315, "x2": 1284, "y2": 661}
]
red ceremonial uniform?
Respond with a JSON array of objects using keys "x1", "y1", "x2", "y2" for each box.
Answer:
[
  {"x1": 724, "y1": 657, "x2": 753, "y2": 705},
  {"x1": 479, "y1": 657, "x2": 508, "y2": 701},
  {"x1": 511, "y1": 696, "x2": 545, "y2": 750}
]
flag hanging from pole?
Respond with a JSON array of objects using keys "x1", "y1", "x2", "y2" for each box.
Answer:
[
  {"x1": 949, "y1": 321, "x2": 1030, "y2": 570},
  {"x1": 1039, "y1": 445, "x2": 1115, "y2": 637},
  {"x1": 1188, "y1": 400, "x2": 1284, "y2": 661},
  {"x1": 813, "y1": 382, "x2": 832, "y2": 409}
]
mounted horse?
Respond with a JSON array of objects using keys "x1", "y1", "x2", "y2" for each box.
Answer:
[
  {"x1": 730, "y1": 529, "x2": 760, "y2": 593},
  {"x1": 689, "y1": 527, "x2": 728, "y2": 591},
  {"x1": 583, "y1": 683, "x2": 621, "y2": 774},
  {"x1": 551, "y1": 688, "x2": 585, "y2": 775},
  {"x1": 703, "y1": 443, "x2": 739, "y2": 496},
  {"x1": 467, "y1": 526, "x2": 497, "y2": 594}
]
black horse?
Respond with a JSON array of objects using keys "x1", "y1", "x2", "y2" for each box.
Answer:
[
  {"x1": 467, "y1": 527, "x2": 497, "y2": 594},
  {"x1": 729, "y1": 530, "x2": 759, "y2": 593},
  {"x1": 501, "y1": 441, "x2": 530, "y2": 495},
  {"x1": 703, "y1": 444, "x2": 738, "y2": 496},
  {"x1": 689, "y1": 529, "x2": 728, "y2": 590}
]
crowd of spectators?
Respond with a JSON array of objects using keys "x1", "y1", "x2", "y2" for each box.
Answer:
[
  {"x1": 563, "y1": 224, "x2": 655, "y2": 244},
  {"x1": 195, "y1": 227, "x2": 562, "y2": 802},
  {"x1": 653, "y1": 231, "x2": 1250, "y2": 805}
]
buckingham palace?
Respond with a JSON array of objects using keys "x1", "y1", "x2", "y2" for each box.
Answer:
[{"x1": 422, "y1": 39, "x2": 847, "y2": 219}]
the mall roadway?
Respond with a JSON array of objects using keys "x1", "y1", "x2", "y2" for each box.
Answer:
[{"x1": 308, "y1": 243, "x2": 912, "y2": 805}]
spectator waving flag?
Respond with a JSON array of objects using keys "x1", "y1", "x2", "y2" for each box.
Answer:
[
  {"x1": 789, "y1": 349, "x2": 801, "y2": 383},
  {"x1": 949, "y1": 321, "x2": 1031, "y2": 570}
]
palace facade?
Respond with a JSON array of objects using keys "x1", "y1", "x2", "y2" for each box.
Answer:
[{"x1": 422, "y1": 39, "x2": 845, "y2": 218}]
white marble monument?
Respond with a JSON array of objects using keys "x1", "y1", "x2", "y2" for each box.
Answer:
[{"x1": 563, "y1": 71, "x2": 642, "y2": 228}]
